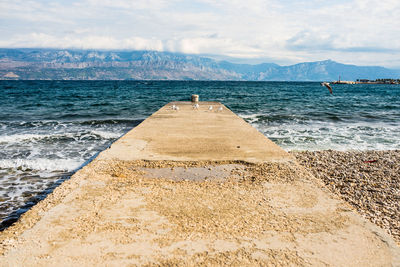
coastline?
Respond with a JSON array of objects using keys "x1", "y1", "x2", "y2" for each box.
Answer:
[
  {"x1": 1, "y1": 102, "x2": 398, "y2": 265},
  {"x1": 2, "y1": 80, "x2": 399, "y2": 222},
  {"x1": 1, "y1": 157, "x2": 399, "y2": 264},
  {"x1": 292, "y1": 149, "x2": 400, "y2": 244}
]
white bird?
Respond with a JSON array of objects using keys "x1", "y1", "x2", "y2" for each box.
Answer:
[
  {"x1": 321, "y1": 82, "x2": 333, "y2": 94},
  {"x1": 208, "y1": 106, "x2": 213, "y2": 111},
  {"x1": 218, "y1": 106, "x2": 223, "y2": 112},
  {"x1": 175, "y1": 106, "x2": 179, "y2": 111},
  {"x1": 171, "y1": 104, "x2": 176, "y2": 110},
  {"x1": 193, "y1": 103, "x2": 199, "y2": 109}
]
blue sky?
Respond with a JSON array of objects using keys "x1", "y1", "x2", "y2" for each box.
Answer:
[{"x1": 1, "y1": 0, "x2": 399, "y2": 67}]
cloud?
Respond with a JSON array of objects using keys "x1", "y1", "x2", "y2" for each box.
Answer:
[
  {"x1": 286, "y1": 31, "x2": 334, "y2": 52},
  {"x1": 82, "y1": 0, "x2": 171, "y2": 10},
  {"x1": 286, "y1": 30, "x2": 399, "y2": 54},
  {"x1": 0, "y1": 33, "x2": 164, "y2": 51},
  {"x1": 165, "y1": 37, "x2": 262, "y2": 57},
  {"x1": 0, "y1": 0, "x2": 399, "y2": 67},
  {"x1": 0, "y1": 33, "x2": 260, "y2": 59}
]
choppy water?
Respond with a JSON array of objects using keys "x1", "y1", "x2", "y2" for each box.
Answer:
[{"x1": 1, "y1": 80, "x2": 399, "y2": 227}]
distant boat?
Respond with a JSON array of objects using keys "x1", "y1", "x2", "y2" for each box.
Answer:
[{"x1": 321, "y1": 82, "x2": 333, "y2": 94}]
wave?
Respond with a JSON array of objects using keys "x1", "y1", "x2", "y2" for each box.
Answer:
[
  {"x1": 256, "y1": 122, "x2": 400, "y2": 151},
  {"x1": 0, "y1": 119, "x2": 143, "y2": 128},
  {"x1": 239, "y1": 113, "x2": 308, "y2": 125},
  {"x1": 76, "y1": 119, "x2": 143, "y2": 126},
  {"x1": 0, "y1": 133, "x2": 52, "y2": 143},
  {"x1": 90, "y1": 130, "x2": 122, "y2": 139},
  {"x1": 0, "y1": 158, "x2": 82, "y2": 172},
  {"x1": 0, "y1": 130, "x2": 122, "y2": 144},
  {"x1": 239, "y1": 113, "x2": 264, "y2": 123}
]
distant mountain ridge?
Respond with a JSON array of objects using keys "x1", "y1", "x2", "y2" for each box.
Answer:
[{"x1": 1, "y1": 48, "x2": 399, "y2": 81}]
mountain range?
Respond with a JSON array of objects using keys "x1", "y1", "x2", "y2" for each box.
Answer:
[{"x1": 1, "y1": 48, "x2": 399, "y2": 81}]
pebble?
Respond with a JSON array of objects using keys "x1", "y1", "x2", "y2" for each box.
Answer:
[{"x1": 292, "y1": 150, "x2": 400, "y2": 244}]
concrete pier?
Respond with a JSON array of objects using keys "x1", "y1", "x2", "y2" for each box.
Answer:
[
  {"x1": 98, "y1": 101, "x2": 290, "y2": 162},
  {"x1": 0, "y1": 102, "x2": 399, "y2": 266}
]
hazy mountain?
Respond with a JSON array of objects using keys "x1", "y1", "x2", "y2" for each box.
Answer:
[{"x1": 0, "y1": 48, "x2": 399, "y2": 81}]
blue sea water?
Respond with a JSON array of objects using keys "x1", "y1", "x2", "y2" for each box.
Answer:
[{"x1": 0, "y1": 80, "x2": 399, "y2": 227}]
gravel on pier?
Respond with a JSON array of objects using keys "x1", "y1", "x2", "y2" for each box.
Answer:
[{"x1": 291, "y1": 150, "x2": 400, "y2": 244}]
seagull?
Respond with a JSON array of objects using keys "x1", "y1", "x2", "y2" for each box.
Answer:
[
  {"x1": 208, "y1": 106, "x2": 213, "y2": 111},
  {"x1": 193, "y1": 103, "x2": 199, "y2": 109},
  {"x1": 321, "y1": 82, "x2": 333, "y2": 94},
  {"x1": 175, "y1": 106, "x2": 180, "y2": 111},
  {"x1": 218, "y1": 106, "x2": 223, "y2": 112},
  {"x1": 171, "y1": 104, "x2": 179, "y2": 111}
]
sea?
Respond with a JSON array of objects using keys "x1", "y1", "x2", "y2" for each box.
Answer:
[{"x1": 1, "y1": 80, "x2": 399, "y2": 228}]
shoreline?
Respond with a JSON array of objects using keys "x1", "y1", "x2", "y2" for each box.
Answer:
[
  {"x1": 1, "y1": 101, "x2": 398, "y2": 264},
  {"x1": 1, "y1": 149, "x2": 399, "y2": 235},
  {"x1": 292, "y1": 149, "x2": 400, "y2": 244},
  {"x1": 2, "y1": 157, "x2": 399, "y2": 264}
]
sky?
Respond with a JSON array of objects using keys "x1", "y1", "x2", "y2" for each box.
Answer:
[{"x1": 0, "y1": 0, "x2": 399, "y2": 68}]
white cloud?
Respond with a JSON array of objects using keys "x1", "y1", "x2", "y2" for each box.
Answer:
[
  {"x1": 0, "y1": 0, "x2": 399, "y2": 67},
  {"x1": 82, "y1": 0, "x2": 171, "y2": 10},
  {"x1": 0, "y1": 33, "x2": 165, "y2": 51}
]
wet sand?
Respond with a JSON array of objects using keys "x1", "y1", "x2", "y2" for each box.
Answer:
[{"x1": 0, "y1": 102, "x2": 399, "y2": 265}]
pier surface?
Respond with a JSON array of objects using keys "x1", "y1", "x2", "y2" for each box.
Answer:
[
  {"x1": 0, "y1": 102, "x2": 399, "y2": 266},
  {"x1": 98, "y1": 101, "x2": 289, "y2": 162}
]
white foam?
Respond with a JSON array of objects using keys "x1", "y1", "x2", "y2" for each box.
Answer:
[
  {"x1": 0, "y1": 134, "x2": 52, "y2": 143},
  {"x1": 0, "y1": 158, "x2": 82, "y2": 172},
  {"x1": 239, "y1": 113, "x2": 262, "y2": 119},
  {"x1": 254, "y1": 121, "x2": 400, "y2": 151},
  {"x1": 239, "y1": 113, "x2": 263, "y2": 123},
  {"x1": 0, "y1": 130, "x2": 122, "y2": 144},
  {"x1": 90, "y1": 130, "x2": 121, "y2": 139}
]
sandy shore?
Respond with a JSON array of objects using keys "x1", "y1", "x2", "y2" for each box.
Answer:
[{"x1": 292, "y1": 150, "x2": 400, "y2": 244}]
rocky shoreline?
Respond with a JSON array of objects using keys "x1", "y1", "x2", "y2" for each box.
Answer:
[{"x1": 291, "y1": 150, "x2": 400, "y2": 244}]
